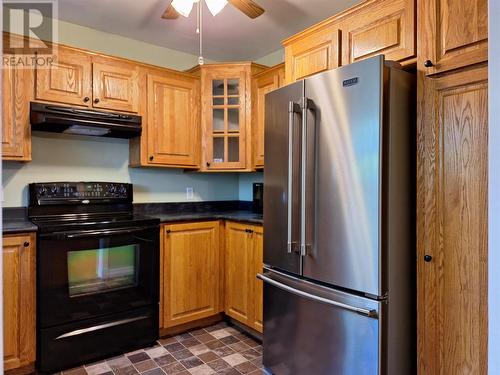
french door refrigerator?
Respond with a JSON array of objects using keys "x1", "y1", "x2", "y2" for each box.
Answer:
[{"x1": 259, "y1": 55, "x2": 415, "y2": 375}]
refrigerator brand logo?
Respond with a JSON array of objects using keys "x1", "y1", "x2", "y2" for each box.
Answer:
[{"x1": 343, "y1": 77, "x2": 359, "y2": 87}]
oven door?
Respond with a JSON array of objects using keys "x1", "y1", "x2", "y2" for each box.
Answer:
[{"x1": 38, "y1": 225, "x2": 159, "y2": 328}]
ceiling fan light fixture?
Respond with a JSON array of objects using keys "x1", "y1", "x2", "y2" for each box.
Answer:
[
  {"x1": 171, "y1": 0, "x2": 194, "y2": 17},
  {"x1": 205, "y1": 0, "x2": 228, "y2": 16}
]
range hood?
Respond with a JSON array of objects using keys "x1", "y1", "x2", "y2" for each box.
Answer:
[{"x1": 30, "y1": 102, "x2": 142, "y2": 139}]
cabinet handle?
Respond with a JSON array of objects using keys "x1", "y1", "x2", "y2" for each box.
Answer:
[
  {"x1": 94, "y1": 98, "x2": 100, "y2": 104},
  {"x1": 23, "y1": 241, "x2": 30, "y2": 247},
  {"x1": 149, "y1": 156, "x2": 154, "y2": 161},
  {"x1": 245, "y1": 229, "x2": 254, "y2": 234},
  {"x1": 83, "y1": 96, "x2": 90, "y2": 103},
  {"x1": 424, "y1": 254, "x2": 432, "y2": 262},
  {"x1": 424, "y1": 60, "x2": 434, "y2": 68},
  {"x1": 166, "y1": 229, "x2": 171, "y2": 234},
  {"x1": 206, "y1": 162, "x2": 211, "y2": 167}
]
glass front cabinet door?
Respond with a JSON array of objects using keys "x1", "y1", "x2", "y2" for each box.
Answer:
[{"x1": 198, "y1": 64, "x2": 261, "y2": 171}]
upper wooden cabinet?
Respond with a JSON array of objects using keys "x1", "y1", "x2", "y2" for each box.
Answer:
[
  {"x1": 3, "y1": 233, "x2": 36, "y2": 372},
  {"x1": 35, "y1": 45, "x2": 139, "y2": 113},
  {"x1": 225, "y1": 221, "x2": 264, "y2": 333},
  {"x1": 91, "y1": 58, "x2": 140, "y2": 113},
  {"x1": 2, "y1": 58, "x2": 32, "y2": 161},
  {"x1": 417, "y1": 66, "x2": 488, "y2": 374},
  {"x1": 139, "y1": 71, "x2": 200, "y2": 168},
  {"x1": 160, "y1": 221, "x2": 222, "y2": 329},
  {"x1": 339, "y1": 0, "x2": 416, "y2": 66},
  {"x1": 35, "y1": 47, "x2": 92, "y2": 107},
  {"x1": 192, "y1": 63, "x2": 265, "y2": 171},
  {"x1": 282, "y1": 0, "x2": 416, "y2": 83},
  {"x1": 418, "y1": 0, "x2": 487, "y2": 75},
  {"x1": 252, "y1": 63, "x2": 285, "y2": 169},
  {"x1": 283, "y1": 24, "x2": 341, "y2": 83}
]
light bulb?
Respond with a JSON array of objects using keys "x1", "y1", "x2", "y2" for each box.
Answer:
[
  {"x1": 171, "y1": 0, "x2": 194, "y2": 17},
  {"x1": 205, "y1": 0, "x2": 228, "y2": 16}
]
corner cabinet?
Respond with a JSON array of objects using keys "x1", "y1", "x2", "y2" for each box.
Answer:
[
  {"x1": 130, "y1": 70, "x2": 200, "y2": 168},
  {"x1": 3, "y1": 233, "x2": 36, "y2": 372},
  {"x1": 225, "y1": 222, "x2": 263, "y2": 333},
  {"x1": 418, "y1": 0, "x2": 487, "y2": 75},
  {"x1": 252, "y1": 63, "x2": 285, "y2": 169},
  {"x1": 160, "y1": 221, "x2": 222, "y2": 329},
  {"x1": 191, "y1": 63, "x2": 266, "y2": 171}
]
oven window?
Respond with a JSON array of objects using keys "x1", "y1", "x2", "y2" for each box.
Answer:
[{"x1": 67, "y1": 244, "x2": 139, "y2": 297}]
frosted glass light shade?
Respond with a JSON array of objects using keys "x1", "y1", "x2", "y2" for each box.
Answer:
[
  {"x1": 171, "y1": 0, "x2": 194, "y2": 17},
  {"x1": 205, "y1": 0, "x2": 228, "y2": 16}
]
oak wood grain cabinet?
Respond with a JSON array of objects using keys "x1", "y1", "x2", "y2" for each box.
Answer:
[
  {"x1": 417, "y1": 65, "x2": 488, "y2": 374},
  {"x1": 190, "y1": 63, "x2": 266, "y2": 171},
  {"x1": 160, "y1": 221, "x2": 222, "y2": 329},
  {"x1": 3, "y1": 233, "x2": 36, "y2": 372},
  {"x1": 418, "y1": 0, "x2": 487, "y2": 75},
  {"x1": 283, "y1": 23, "x2": 341, "y2": 84},
  {"x1": 225, "y1": 221, "x2": 263, "y2": 333},
  {"x1": 338, "y1": 0, "x2": 416, "y2": 66},
  {"x1": 130, "y1": 71, "x2": 200, "y2": 168},
  {"x1": 35, "y1": 45, "x2": 140, "y2": 113},
  {"x1": 251, "y1": 63, "x2": 285, "y2": 169},
  {"x1": 2, "y1": 58, "x2": 32, "y2": 161}
]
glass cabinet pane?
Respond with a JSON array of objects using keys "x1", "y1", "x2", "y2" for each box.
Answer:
[
  {"x1": 228, "y1": 108, "x2": 239, "y2": 132},
  {"x1": 212, "y1": 80, "x2": 224, "y2": 96},
  {"x1": 213, "y1": 109, "x2": 225, "y2": 132},
  {"x1": 227, "y1": 79, "x2": 239, "y2": 95},
  {"x1": 213, "y1": 137, "x2": 224, "y2": 163},
  {"x1": 228, "y1": 137, "x2": 239, "y2": 162},
  {"x1": 227, "y1": 97, "x2": 239, "y2": 105},
  {"x1": 213, "y1": 97, "x2": 224, "y2": 105}
]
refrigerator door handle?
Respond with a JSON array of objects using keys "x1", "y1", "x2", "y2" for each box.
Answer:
[
  {"x1": 287, "y1": 101, "x2": 301, "y2": 253},
  {"x1": 299, "y1": 97, "x2": 316, "y2": 256},
  {"x1": 257, "y1": 273, "x2": 378, "y2": 318}
]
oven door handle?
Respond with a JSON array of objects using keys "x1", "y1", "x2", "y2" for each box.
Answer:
[{"x1": 63, "y1": 226, "x2": 156, "y2": 239}]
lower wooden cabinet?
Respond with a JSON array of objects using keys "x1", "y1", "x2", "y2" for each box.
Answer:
[
  {"x1": 160, "y1": 221, "x2": 222, "y2": 329},
  {"x1": 225, "y1": 222, "x2": 263, "y2": 333},
  {"x1": 417, "y1": 65, "x2": 488, "y2": 373},
  {"x1": 3, "y1": 233, "x2": 36, "y2": 371}
]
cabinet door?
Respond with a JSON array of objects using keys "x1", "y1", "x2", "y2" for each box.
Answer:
[
  {"x1": 3, "y1": 234, "x2": 36, "y2": 371},
  {"x1": 2, "y1": 61, "x2": 31, "y2": 160},
  {"x1": 284, "y1": 25, "x2": 341, "y2": 84},
  {"x1": 251, "y1": 225, "x2": 264, "y2": 333},
  {"x1": 92, "y1": 60, "x2": 139, "y2": 113},
  {"x1": 225, "y1": 222, "x2": 253, "y2": 324},
  {"x1": 147, "y1": 73, "x2": 200, "y2": 167},
  {"x1": 35, "y1": 46, "x2": 92, "y2": 107},
  {"x1": 162, "y1": 222, "x2": 221, "y2": 328},
  {"x1": 203, "y1": 69, "x2": 248, "y2": 170},
  {"x1": 340, "y1": 0, "x2": 415, "y2": 65},
  {"x1": 417, "y1": 66, "x2": 487, "y2": 374},
  {"x1": 419, "y1": 0, "x2": 487, "y2": 75},
  {"x1": 252, "y1": 64, "x2": 284, "y2": 169}
]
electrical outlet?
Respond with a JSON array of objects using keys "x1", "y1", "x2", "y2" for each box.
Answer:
[{"x1": 186, "y1": 187, "x2": 194, "y2": 200}]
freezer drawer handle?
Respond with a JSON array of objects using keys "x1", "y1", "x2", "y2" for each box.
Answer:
[
  {"x1": 257, "y1": 273, "x2": 378, "y2": 318},
  {"x1": 287, "y1": 101, "x2": 301, "y2": 253},
  {"x1": 54, "y1": 315, "x2": 149, "y2": 340}
]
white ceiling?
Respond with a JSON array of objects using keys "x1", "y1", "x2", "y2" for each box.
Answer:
[{"x1": 56, "y1": 0, "x2": 362, "y2": 61}]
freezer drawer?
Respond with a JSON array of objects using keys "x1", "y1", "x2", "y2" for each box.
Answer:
[{"x1": 259, "y1": 270, "x2": 383, "y2": 375}]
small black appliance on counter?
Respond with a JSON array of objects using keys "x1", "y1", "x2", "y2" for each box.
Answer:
[
  {"x1": 253, "y1": 182, "x2": 263, "y2": 214},
  {"x1": 29, "y1": 182, "x2": 159, "y2": 373}
]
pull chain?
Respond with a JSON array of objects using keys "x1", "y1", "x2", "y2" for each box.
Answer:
[{"x1": 198, "y1": 1, "x2": 204, "y2": 65}]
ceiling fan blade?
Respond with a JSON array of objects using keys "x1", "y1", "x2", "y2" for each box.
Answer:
[
  {"x1": 228, "y1": 0, "x2": 265, "y2": 18},
  {"x1": 161, "y1": 4, "x2": 179, "y2": 19}
]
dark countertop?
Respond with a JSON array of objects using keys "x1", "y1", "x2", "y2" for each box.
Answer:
[
  {"x1": 2, "y1": 202, "x2": 262, "y2": 235},
  {"x1": 3, "y1": 207, "x2": 38, "y2": 234}
]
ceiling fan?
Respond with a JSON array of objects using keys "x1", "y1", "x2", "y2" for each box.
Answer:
[{"x1": 162, "y1": 0, "x2": 265, "y2": 19}]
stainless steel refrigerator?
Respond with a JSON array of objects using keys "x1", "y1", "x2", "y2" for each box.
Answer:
[{"x1": 259, "y1": 55, "x2": 415, "y2": 375}]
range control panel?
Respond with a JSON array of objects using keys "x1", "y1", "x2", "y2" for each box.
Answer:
[{"x1": 29, "y1": 182, "x2": 133, "y2": 204}]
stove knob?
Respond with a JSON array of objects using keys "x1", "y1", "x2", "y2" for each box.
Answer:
[
  {"x1": 37, "y1": 186, "x2": 47, "y2": 196},
  {"x1": 118, "y1": 185, "x2": 127, "y2": 195},
  {"x1": 50, "y1": 185, "x2": 59, "y2": 195}
]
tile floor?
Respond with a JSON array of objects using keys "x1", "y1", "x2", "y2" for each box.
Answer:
[{"x1": 57, "y1": 322, "x2": 264, "y2": 375}]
